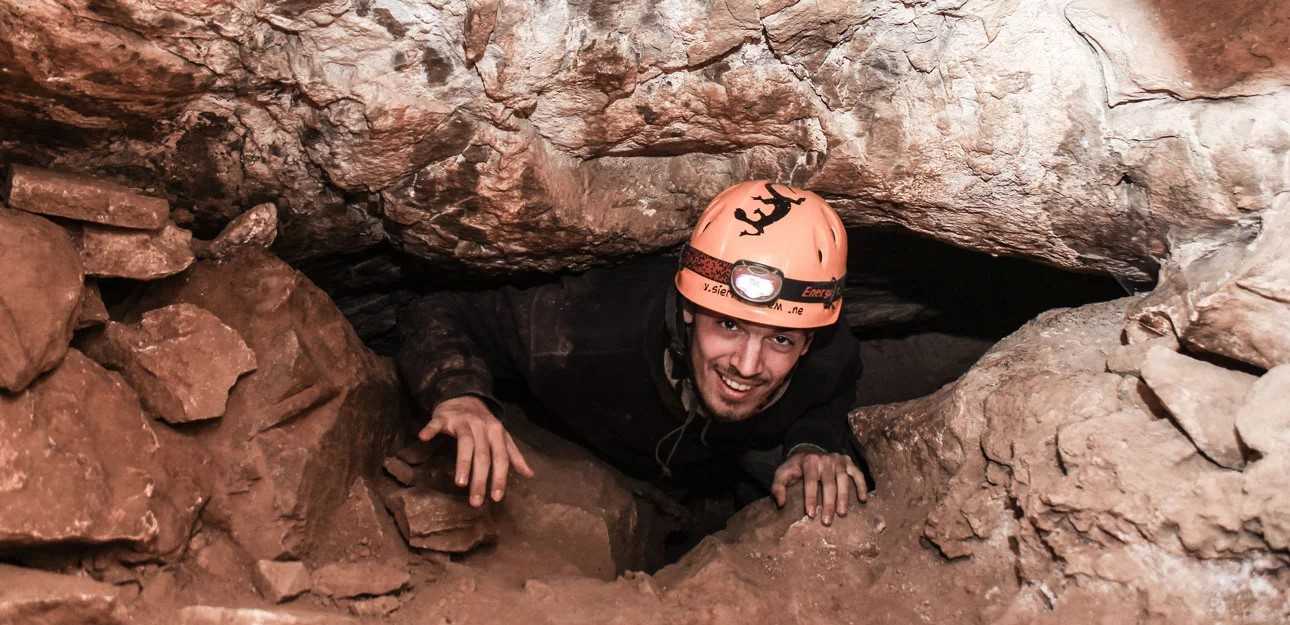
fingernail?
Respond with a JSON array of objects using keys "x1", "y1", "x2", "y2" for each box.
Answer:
[
  {"x1": 807, "y1": 507, "x2": 815, "y2": 518},
  {"x1": 492, "y1": 489, "x2": 503, "y2": 501},
  {"x1": 823, "y1": 517, "x2": 832, "y2": 526},
  {"x1": 457, "y1": 478, "x2": 467, "y2": 487},
  {"x1": 470, "y1": 495, "x2": 483, "y2": 506}
]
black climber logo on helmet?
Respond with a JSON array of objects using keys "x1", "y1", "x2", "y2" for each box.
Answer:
[{"x1": 734, "y1": 183, "x2": 804, "y2": 236}]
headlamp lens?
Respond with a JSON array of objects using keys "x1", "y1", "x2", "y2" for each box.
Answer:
[{"x1": 730, "y1": 261, "x2": 783, "y2": 303}]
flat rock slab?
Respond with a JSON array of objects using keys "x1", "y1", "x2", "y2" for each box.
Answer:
[
  {"x1": 79, "y1": 221, "x2": 194, "y2": 280},
  {"x1": 76, "y1": 279, "x2": 110, "y2": 329},
  {"x1": 311, "y1": 561, "x2": 409, "y2": 599},
  {"x1": 0, "y1": 564, "x2": 125, "y2": 625},
  {"x1": 208, "y1": 202, "x2": 278, "y2": 260},
  {"x1": 1140, "y1": 346, "x2": 1258, "y2": 469},
  {"x1": 0, "y1": 208, "x2": 83, "y2": 392},
  {"x1": 1236, "y1": 365, "x2": 1290, "y2": 458},
  {"x1": 384, "y1": 486, "x2": 495, "y2": 553},
  {"x1": 253, "y1": 560, "x2": 311, "y2": 604},
  {"x1": 83, "y1": 303, "x2": 256, "y2": 424},
  {"x1": 178, "y1": 606, "x2": 358, "y2": 625},
  {"x1": 2, "y1": 164, "x2": 168, "y2": 230}
]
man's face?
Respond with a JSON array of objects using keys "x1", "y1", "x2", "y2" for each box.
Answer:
[{"x1": 685, "y1": 305, "x2": 813, "y2": 422}]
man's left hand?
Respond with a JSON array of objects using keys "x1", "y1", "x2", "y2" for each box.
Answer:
[{"x1": 771, "y1": 449, "x2": 868, "y2": 525}]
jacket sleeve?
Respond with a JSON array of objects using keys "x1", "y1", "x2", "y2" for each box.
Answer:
[
  {"x1": 396, "y1": 287, "x2": 535, "y2": 415},
  {"x1": 781, "y1": 333, "x2": 863, "y2": 457}
]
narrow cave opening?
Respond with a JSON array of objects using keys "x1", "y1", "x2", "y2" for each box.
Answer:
[{"x1": 298, "y1": 224, "x2": 1132, "y2": 573}]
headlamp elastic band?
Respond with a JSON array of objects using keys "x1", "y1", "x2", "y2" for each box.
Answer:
[{"x1": 680, "y1": 244, "x2": 844, "y2": 306}]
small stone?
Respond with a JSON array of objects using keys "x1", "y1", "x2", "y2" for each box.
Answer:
[
  {"x1": 3, "y1": 164, "x2": 168, "y2": 230},
  {"x1": 0, "y1": 564, "x2": 126, "y2": 625},
  {"x1": 310, "y1": 561, "x2": 410, "y2": 599},
  {"x1": 383, "y1": 456, "x2": 417, "y2": 486},
  {"x1": 79, "y1": 221, "x2": 195, "y2": 280},
  {"x1": 253, "y1": 560, "x2": 311, "y2": 604},
  {"x1": 0, "y1": 208, "x2": 83, "y2": 392},
  {"x1": 82, "y1": 304, "x2": 257, "y2": 424},
  {"x1": 1141, "y1": 346, "x2": 1257, "y2": 469},
  {"x1": 1106, "y1": 335, "x2": 1179, "y2": 376},
  {"x1": 177, "y1": 606, "x2": 358, "y2": 625},
  {"x1": 384, "y1": 487, "x2": 496, "y2": 553},
  {"x1": 1235, "y1": 365, "x2": 1290, "y2": 458},
  {"x1": 347, "y1": 595, "x2": 401, "y2": 617},
  {"x1": 76, "y1": 279, "x2": 110, "y2": 329},
  {"x1": 208, "y1": 202, "x2": 278, "y2": 260}
]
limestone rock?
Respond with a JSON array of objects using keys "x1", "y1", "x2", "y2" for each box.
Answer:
[
  {"x1": 310, "y1": 562, "x2": 409, "y2": 599},
  {"x1": 207, "y1": 202, "x2": 278, "y2": 260},
  {"x1": 2, "y1": 164, "x2": 168, "y2": 230},
  {"x1": 1236, "y1": 365, "x2": 1290, "y2": 458},
  {"x1": 0, "y1": 350, "x2": 205, "y2": 552},
  {"x1": 253, "y1": 561, "x2": 311, "y2": 604},
  {"x1": 1140, "y1": 346, "x2": 1256, "y2": 469},
  {"x1": 0, "y1": 564, "x2": 126, "y2": 625},
  {"x1": 127, "y1": 250, "x2": 400, "y2": 560},
  {"x1": 177, "y1": 606, "x2": 358, "y2": 625},
  {"x1": 312, "y1": 478, "x2": 408, "y2": 564},
  {"x1": 384, "y1": 487, "x2": 495, "y2": 553},
  {"x1": 0, "y1": 208, "x2": 82, "y2": 392},
  {"x1": 76, "y1": 279, "x2": 110, "y2": 329},
  {"x1": 347, "y1": 595, "x2": 401, "y2": 617},
  {"x1": 78, "y1": 222, "x2": 195, "y2": 280},
  {"x1": 82, "y1": 303, "x2": 257, "y2": 424},
  {"x1": 1105, "y1": 335, "x2": 1179, "y2": 376},
  {"x1": 382, "y1": 456, "x2": 417, "y2": 486}
]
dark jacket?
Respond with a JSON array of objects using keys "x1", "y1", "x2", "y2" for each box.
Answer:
[{"x1": 396, "y1": 257, "x2": 862, "y2": 482}]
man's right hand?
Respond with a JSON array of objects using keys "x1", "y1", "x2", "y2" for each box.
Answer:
[{"x1": 421, "y1": 395, "x2": 535, "y2": 507}]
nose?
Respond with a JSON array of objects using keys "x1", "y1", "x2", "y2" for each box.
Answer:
[{"x1": 731, "y1": 335, "x2": 763, "y2": 379}]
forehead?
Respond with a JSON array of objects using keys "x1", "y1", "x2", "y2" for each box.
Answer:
[{"x1": 694, "y1": 307, "x2": 812, "y2": 336}]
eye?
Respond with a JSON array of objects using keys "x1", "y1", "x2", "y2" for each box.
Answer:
[
  {"x1": 770, "y1": 334, "x2": 795, "y2": 347},
  {"x1": 719, "y1": 318, "x2": 739, "y2": 332}
]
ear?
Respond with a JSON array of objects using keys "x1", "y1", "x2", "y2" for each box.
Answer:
[{"x1": 681, "y1": 300, "x2": 694, "y2": 325}]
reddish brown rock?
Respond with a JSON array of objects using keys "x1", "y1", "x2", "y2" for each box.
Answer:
[
  {"x1": 82, "y1": 303, "x2": 256, "y2": 424},
  {"x1": 128, "y1": 250, "x2": 400, "y2": 560},
  {"x1": 207, "y1": 202, "x2": 278, "y2": 260},
  {"x1": 76, "y1": 279, "x2": 110, "y2": 329},
  {"x1": 346, "y1": 595, "x2": 401, "y2": 617},
  {"x1": 1236, "y1": 365, "x2": 1290, "y2": 458},
  {"x1": 0, "y1": 208, "x2": 82, "y2": 392},
  {"x1": 382, "y1": 456, "x2": 417, "y2": 486},
  {"x1": 253, "y1": 560, "x2": 311, "y2": 604},
  {"x1": 1141, "y1": 346, "x2": 1257, "y2": 469},
  {"x1": 311, "y1": 478, "x2": 407, "y2": 564},
  {"x1": 310, "y1": 561, "x2": 409, "y2": 599},
  {"x1": 0, "y1": 564, "x2": 126, "y2": 625},
  {"x1": 384, "y1": 487, "x2": 496, "y2": 553},
  {"x1": 0, "y1": 350, "x2": 204, "y2": 551},
  {"x1": 79, "y1": 222, "x2": 195, "y2": 280},
  {"x1": 177, "y1": 606, "x2": 358, "y2": 625},
  {"x1": 2, "y1": 164, "x2": 168, "y2": 230}
]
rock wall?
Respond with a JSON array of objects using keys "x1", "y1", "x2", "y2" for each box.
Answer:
[{"x1": 2, "y1": 0, "x2": 1287, "y2": 278}]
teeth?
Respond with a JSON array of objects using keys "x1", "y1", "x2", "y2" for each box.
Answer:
[{"x1": 720, "y1": 374, "x2": 752, "y2": 392}]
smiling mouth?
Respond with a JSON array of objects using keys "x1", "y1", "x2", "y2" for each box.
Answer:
[{"x1": 719, "y1": 373, "x2": 755, "y2": 393}]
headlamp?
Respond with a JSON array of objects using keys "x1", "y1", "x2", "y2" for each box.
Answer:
[{"x1": 729, "y1": 260, "x2": 783, "y2": 304}]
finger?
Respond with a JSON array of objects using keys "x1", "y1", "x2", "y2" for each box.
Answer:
[
  {"x1": 836, "y1": 462, "x2": 851, "y2": 517},
  {"x1": 802, "y1": 458, "x2": 821, "y2": 518},
  {"x1": 771, "y1": 462, "x2": 801, "y2": 507},
  {"x1": 505, "y1": 434, "x2": 536, "y2": 478},
  {"x1": 820, "y1": 461, "x2": 838, "y2": 525},
  {"x1": 469, "y1": 425, "x2": 491, "y2": 507},
  {"x1": 487, "y1": 425, "x2": 509, "y2": 502},
  {"x1": 846, "y1": 462, "x2": 869, "y2": 503},
  {"x1": 419, "y1": 418, "x2": 444, "y2": 443},
  {"x1": 454, "y1": 434, "x2": 474, "y2": 488}
]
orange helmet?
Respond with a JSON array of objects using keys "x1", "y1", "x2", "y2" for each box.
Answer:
[{"x1": 675, "y1": 180, "x2": 847, "y2": 329}]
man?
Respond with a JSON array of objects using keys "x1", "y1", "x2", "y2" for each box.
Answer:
[{"x1": 397, "y1": 181, "x2": 867, "y2": 526}]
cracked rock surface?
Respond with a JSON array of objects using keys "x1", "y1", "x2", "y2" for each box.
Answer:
[{"x1": 3, "y1": 0, "x2": 1287, "y2": 277}]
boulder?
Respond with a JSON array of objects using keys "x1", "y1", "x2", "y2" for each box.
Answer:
[
  {"x1": 384, "y1": 487, "x2": 495, "y2": 554},
  {"x1": 1235, "y1": 365, "x2": 1290, "y2": 458},
  {"x1": 206, "y1": 202, "x2": 278, "y2": 260},
  {"x1": 2, "y1": 164, "x2": 168, "y2": 230},
  {"x1": 310, "y1": 561, "x2": 409, "y2": 599},
  {"x1": 253, "y1": 560, "x2": 311, "y2": 604},
  {"x1": 127, "y1": 250, "x2": 400, "y2": 560},
  {"x1": 0, "y1": 349, "x2": 206, "y2": 553},
  {"x1": 82, "y1": 303, "x2": 257, "y2": 424},
  {"x1": 0, "y1": 208, "x2": 82, "y2": 392},
  {"x1": 78, "y1": 221, "x2": 195, "y2": 280},
  {"x1": 0, "y1": 564, "x2": 126, "y2": 625},
  {"x1": 177, "y1": 606, "x2": 358, "y2": 625},
  {"x1": 76, "y1": 279, "x2": 110, "y2": 329},
  {"x1": 1140, "y1": 346, "x2": 1257, "y2": 469}
]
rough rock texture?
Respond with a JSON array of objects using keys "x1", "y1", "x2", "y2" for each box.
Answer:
[
  {"x1": 2, "y1": 1, "x2": 1286, "y2": 277},
  {"x1": 1140, "y1": 346, "x2": 1257, "y2": 469},
  {"x1": 76, "y1": 279, "x2": 110, "y2": 329},
  {"x1": 310, "y1": 562, "x2": 409, "y2": 599},
  {"x1": 2, "y1": 164, "x2": 168, "y2": 230},
  {"x1": 126, "y1": 250, "x2": 401, "y2": 561},
  {"x1": 206, "y1": 202, "x2": 278, "y2": 261},
  {"x1": 252, "y1": 561, "x2": 311, "y2": 604},
  {"x1": 0, "y1": 350, "x2": 207, "y2": 555},
  {"x1": 82, "y1": 303, "x2": 257, "y2": 424},
  {"x1": 0, "y1": 564, "x2": 126, "y2": 625},
  {"x1": 0, "y1": 207, "x2": 83, "y2": 392},
  {"x1": 78, "y1": 221, "x2": 195, "y2": 280},
  {"x1": 1236, "y1": 365, "x2": 1290, "y2": 458},
  {"x1": 1129, "y1": 195, "x2": 1290, "y2": 369},
  {"x1": 384, "y1": 487, "x2": 495, "y2": 554},
  {"x1": 176, "y1": 606, "x2": 358, "y2": 625}
]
